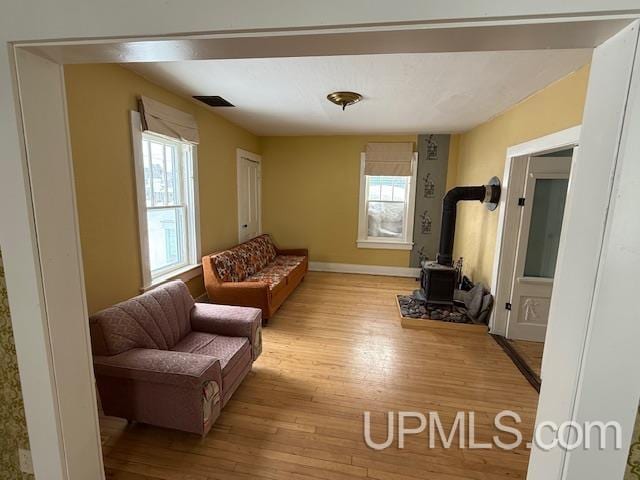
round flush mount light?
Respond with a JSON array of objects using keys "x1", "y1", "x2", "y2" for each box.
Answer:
[{"x1": 327, "y1": 91, "x2": 363, "y2": 111}]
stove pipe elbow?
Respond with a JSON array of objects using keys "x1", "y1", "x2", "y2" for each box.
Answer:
[{"x1": 436, "y1": 177, "x2": 501, "y2": 266}]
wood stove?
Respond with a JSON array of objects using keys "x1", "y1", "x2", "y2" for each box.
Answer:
[
  {"x1": 420, "y1": 261, "x2": 457, "y2": 305},
  {"x1": 419, "y1": 176, "x2": 501, "y2": 305}
]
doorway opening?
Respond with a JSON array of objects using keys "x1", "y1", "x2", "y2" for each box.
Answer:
[
  {"x1": 491, "y1": 130, "x2": 579, "y2": 390},
  {"x1": 236, "y1": 149, "x2": 262, "y2": 243}
]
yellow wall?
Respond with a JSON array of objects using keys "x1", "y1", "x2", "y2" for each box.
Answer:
[
  {"x1": 65, "y1": 64, "x2": 260, "y2": 314},
  {"x1": 451, "y1": 65, "x2": 590, "y2": 287},
  {"x1": 261, "y1": 135, "x2": 417, "y2": 266},
  {"x1": 66, "y1": 61, "x2": 590, "y2": 312}
]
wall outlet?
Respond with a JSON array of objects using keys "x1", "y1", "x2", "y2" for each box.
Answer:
[{"x1": 18, "y1": 448, "x2": 34, "y2": 475}]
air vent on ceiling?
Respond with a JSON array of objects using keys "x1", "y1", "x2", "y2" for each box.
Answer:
[{"x1": 193, "y1": 96, "x2": 235, "y2": 107}]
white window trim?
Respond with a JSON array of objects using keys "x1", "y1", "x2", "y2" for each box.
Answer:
[
  {"x1": 130, "y1": 111, "x2": 201, "y2": 291},
  {"x1": 140, "y1": 263, "x2": 202, "y2": 292},
  {"x1": 357, "y1": 152, "x2": 417, "y2": 250}
]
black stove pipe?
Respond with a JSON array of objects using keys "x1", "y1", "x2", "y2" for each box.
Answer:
[{"x1": 436, "y1": 181, "x2": 501, "y2": 266}]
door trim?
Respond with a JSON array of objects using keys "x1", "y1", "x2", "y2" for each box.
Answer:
[
  {"x1": 529, "y1": 22, "x2": 640, "y2": 479},
  {"x1": 505, "y1": 155, "x2": 572, "y2": 341},
  {"x1": 11, "y1": 48, "x2": 104, "y2": 479},
  {"x1": 489, "y1": 126, "x2": 580, "y2": 336},
  {"x1": 236, "y1": 148, "x2": 262, "y2": 243}
]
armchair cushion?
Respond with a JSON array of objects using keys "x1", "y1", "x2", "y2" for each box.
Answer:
[
  {"x1": 172, "y1": 332, "x2": 250, "y2": 375},
  {"x1": 93, "y1": 348, "x2": 221, "y2": 388}
]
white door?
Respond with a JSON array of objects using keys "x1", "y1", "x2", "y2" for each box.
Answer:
[
  {"x1": 236, "y1": 149, "x2": 262, "y2": 243},
  {"x1": 506, "y1": 153, "x2": 573, "y2": 341}
]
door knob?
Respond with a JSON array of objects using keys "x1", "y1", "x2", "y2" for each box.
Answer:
[{"x1": 242, "y1": 224, "x2": 248, "y2": 228}]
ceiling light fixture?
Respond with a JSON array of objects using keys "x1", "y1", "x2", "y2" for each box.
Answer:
[{"x1": 327, "y1": 91, "x2": 363, "y2": 111}]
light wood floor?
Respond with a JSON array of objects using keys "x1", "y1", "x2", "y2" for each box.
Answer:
[
  {"x1": 508, "y1": 340, "x2": 545, "y2": 378},
  {"x1": 102, "y1": 272, "x2": 539, "y2": 480}
]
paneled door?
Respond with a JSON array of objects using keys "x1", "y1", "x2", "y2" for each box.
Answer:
[
  {"x1": 236, "y1": 149, "x2": 262, "y2": 243},
  {"x1": 506, "y1": 153, "x2": 573, "y2": 341}
]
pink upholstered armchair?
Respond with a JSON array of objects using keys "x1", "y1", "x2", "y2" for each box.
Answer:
[{"x1": 89, "y1": 280, "x2": 262, "y2": 436}]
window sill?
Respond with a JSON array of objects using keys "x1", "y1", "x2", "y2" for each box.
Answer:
[
  {"x1": 141, "y1": 263, "x2": 203, "y2": 292},
  {"x1": 357, "y1": 240, "x2": 414, "y2": 250}
]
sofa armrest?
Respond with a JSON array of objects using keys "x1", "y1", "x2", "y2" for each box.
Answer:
[
  {"x1": 93, "y1": 349, "x2": 221, "y2": 388},
  {"x1": 276, "y1": 248, "x2": 308, "y2": 257},
  {"x1": 214, "y1": 280, "x2": 270, "y2": 294},
  {"x1": 191, "y1": 303, "x2": 262, "y2": 360},
  {"x1": 206, "y1": 280, "x2": 270, "y2": 312}
]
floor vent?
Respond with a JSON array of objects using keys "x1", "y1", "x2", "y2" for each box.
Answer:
[{"x1": 193, "y1": 96, "x2": 235, "y2": 107}]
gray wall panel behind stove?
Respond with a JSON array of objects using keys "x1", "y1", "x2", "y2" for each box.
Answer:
[{"x1": 410, "y1": 134, "x2": 450, "y2": 267}]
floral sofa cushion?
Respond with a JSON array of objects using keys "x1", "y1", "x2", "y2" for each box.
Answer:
[
  {"x1": 213, "y1": 234, "x2": 278, "y2": 282},
  {"x1": 272, "y1": 255, "x2": 305, "y2": 267},
  {"x1": 246, "y1": 255, "x2": 306, "y2": 290}
]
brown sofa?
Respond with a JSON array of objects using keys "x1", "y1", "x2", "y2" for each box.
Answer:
[
  {"x1": 202, "y1": 234, "x2": 308, "y2": 322},
  {"x1": 89, "y1": 280, "x2": 261, "y2": 436}
]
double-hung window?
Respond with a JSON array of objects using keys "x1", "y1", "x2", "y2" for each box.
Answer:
[
  {"x1": 132, "y1": 106, "x2": 200, "y2": 289},
  {"x1": 357, "y1": 144, "x2": 417, "y2": 250}
]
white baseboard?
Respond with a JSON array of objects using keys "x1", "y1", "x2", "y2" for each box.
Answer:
[{"x1": 309, "y1": 261, "x2": 420, "y2": 278}]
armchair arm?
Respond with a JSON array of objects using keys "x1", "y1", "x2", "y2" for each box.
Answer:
[
  {"x1": 276, "y1": 248, "x2": 308, "y2": 257},
  {"x1": 191, "y1": 303, "x2": 260, "y2": 337},
  {"x1": 191, "y1": 303, "x2": 262, "y2": 360},
  {"x1": 93, "y1": 349, "x2": 221, "y2": 388}
]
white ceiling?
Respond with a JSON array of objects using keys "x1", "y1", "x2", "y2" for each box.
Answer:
[{"x1": 127, "y1": 50, "x2": 592, "y2": 136}]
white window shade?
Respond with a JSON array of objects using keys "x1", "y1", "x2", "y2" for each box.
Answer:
[
  {"x1": 364, "y1": 142, "x2": 414, "y2": 176},
  {"x1": 138, "y1": 96, "x2": 199, "y2": 144}
]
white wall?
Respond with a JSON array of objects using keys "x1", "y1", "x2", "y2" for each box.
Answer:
[{"x1": 1, "y1": 1, "x2": 638, "y2": 41}]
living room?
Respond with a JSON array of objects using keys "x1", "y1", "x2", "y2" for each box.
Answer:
[
  {"x1": 3, "y1": 8, "x2": 640, "y2": 479},
  {"x1": 64, "y1": 52, "x2": 587, "y2": 478},
  {"x1": 66, "y1": 54, "x2": 590, "y2": 313}
]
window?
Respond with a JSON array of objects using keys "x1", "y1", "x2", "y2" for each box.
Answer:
[
  {"x1": 132, "y1": 111, "x2": 200, "y2": 289},
  {"x1": 357, "y1": 152, "x2": 417, "y2": 249}
]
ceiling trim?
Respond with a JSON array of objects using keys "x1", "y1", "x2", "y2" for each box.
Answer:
[{"x1": 22, "y1": 19, "x2": 629, "y2": 64}]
